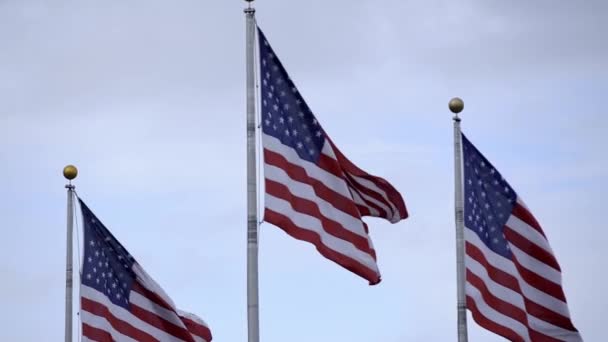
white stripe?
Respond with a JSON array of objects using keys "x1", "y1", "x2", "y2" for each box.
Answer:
[
  {"x1": 528, "y1": 317, "x2": 582, "y2": 341},
  {"x1": 80, "y1": 310, "x2": 138, "y2": 342},
  {"x1": 263, "y1": 134, "x2": 353, "y2": 200},
  {"x1": 345, "y1": 179, "x2": 394, "y2": 220},
  {"x1": 130, "y1": 290, "x2": 186, "y2": 328},
  {"x1": 81, "y1": 285, "x2": 188, "y2": 342},
  {"x1": 466, "y1": 255, "x2": 526, "y2": 309},
  {"x1": 349, "y1": 185, "x2": 380, "y2": 216},
  {"x1": 320, "y1": 142, "x2": 399, "y2": 221},
  {"x1": 265, "y1": 164, "x2": 368, "y2": 238},
  {"x1": 464, "y1": 228, "x2": 572, "y2": 318},
  {"x1": 508, "y1": 243, "x2": 562, "y2": 285},
  {"x1": 265, "y1": 193, "x2": 379, "y2": 273},
  {"x1": 506, "y1": 214, "x2": 554, "y2": 256},
  {"x1": 466, "y1": 256, "x2": 579, "y2": 340},
  {"x1": 178, "y1": 309, "x2": 211, "y2": 341},
  {"x1": 344, "y1": 170, "x2": 399, "y2": 220},
  {"x1": 466, "y1": 285, "x2": 532, "y2": 341}
]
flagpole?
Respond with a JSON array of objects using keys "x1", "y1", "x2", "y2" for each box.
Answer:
[
  {"x1": 244, "y1": 1, "x2": 260, "y2": 342},
  {"x1": 63, "y1": 165, "x2": 78, "y2": 342},
  {"x1": 450, "y1": 98, "x2": 468, "y2": 342}
]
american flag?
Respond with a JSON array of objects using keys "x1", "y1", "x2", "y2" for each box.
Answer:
[
  {"x1": 78, "y1": 199, "x2": 213, "y2": 342},
  {"x1": 257, "y1": 27, "x2": 408, "y2": 285},
  {"x1": 461, "y1": 134, "x2": 581, "y2": 341}
]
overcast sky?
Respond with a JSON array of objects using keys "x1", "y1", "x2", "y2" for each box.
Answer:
[{"x1": 1, "y1": 0, "x2": 606, "y2": 341}]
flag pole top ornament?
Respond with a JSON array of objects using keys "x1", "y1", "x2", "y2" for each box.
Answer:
[
  {"x1": 63, "y1": 164, "x2": 78, "y2": 180},
  {"x1": 449, "y1": 97, "x2": 464, "y2": 122}
]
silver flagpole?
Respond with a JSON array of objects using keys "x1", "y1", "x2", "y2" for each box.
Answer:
[
  {"x1": 450, "y1": 98, "x2": 468, "y2": 342},
  {"x1": 244, "y1": 1, "x2": 260, "y2": 342},
  {"x1": 63, "y1": 165, "x2": 78, "y2": 342}
]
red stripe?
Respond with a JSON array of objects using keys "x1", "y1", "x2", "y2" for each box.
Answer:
[
  {"x1": 129, "y1": 305, "x2": 195, "y2": 342},
  {"x1": 327, "y1": 138, "x2": 407, "y2": 219},
  {"x1": 504, "y1": 226, "x2": 561, "y2": 271},
  {"x1": 264, "y1": 209, "x2": 380, "y2": 284},
  {"x1": 264, "y1": 148, "x2": 361, "y2": 218},
  {"x1": 132, "y1": 282, "x2": 174, "y2": 312},
  {"x1": 344, "y1": 174, "x2": 389, "y2": 219},
  {"x1": 266, "y1": 179, "x2": 373, "y2": 254},
  {"x1": 356, "y1": 204, "x2": 372, "y2": 217},
  {"x1": 466, "y1": 296, "x2": 526, "y2": 342},
  {"x1": 82, "y1": 323, "x2": 114, "y2": 341},
  {"x1": 466, "y1": 243, "x2": 522, "y2": 293},
  {"x1": 179, "y1": 315, "x2": 213, "y2": 341},
  {"x1": 509, "y1": 253, "x2": 568, "y2": 303},
  {"x1": 131, "y1": 284, "x2": 198, "y2": 341},
  {"x1": 81, "y1": 297, "x2": 159, "y2": 341},
  {"x1": 466, "y1": 269, "x2": 529, "y2": 326},
  {"x1": 466, "y1": 242, "x2": 577, "y2": 331},
  {"x1": 512, "y1": 203, "x2": 546, "y2": 238}
]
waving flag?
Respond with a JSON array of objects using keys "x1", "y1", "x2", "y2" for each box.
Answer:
[
  {"x1": 78, "y1": 199, "x2": 213, "y2": 342},
  {"x1": 258, "y1": 27, "x2": 408, "y2": 285},
  {"x1": 462, "y1": 133, "x2": 581, "y2": 341}
]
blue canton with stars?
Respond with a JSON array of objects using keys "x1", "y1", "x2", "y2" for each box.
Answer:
[
  {"x1": 80, "y1": 199, "x2": 136, "y2": 309},
  {"x1": 462, "y1": 133, "x2": 518, "y2": 258},
  {"x1": 258, "y1": 27, "x2": 326, "y2": 163}
]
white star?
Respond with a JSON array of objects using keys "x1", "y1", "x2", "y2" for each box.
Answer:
[
  {"x1": 265, "y1": 119, "x2": 270, "y2": 126},
  {"x1": 298, "y1": 111, "x2": 305, "y2": 118},
  {"x1": 283, "y1": 103, "x2": 290, "y2": 110},
  {"x1": 308, "y1": 149, "x2": 315, "y2": 155},
  {"x1": 297, "y1": 142, "x2": 303, "y2": 149},
  {"x1": 315, "y1": 130, "x2": 322, "y2": 137},
  {"x1": 89, "y1": 240, "x2": 95, "y2": 246},
  {"x1": 87, "y1": 257, "x2": 92, "y2": 263},
  {"x1": 292, "y1": 129, "x2": 298, "y2": 136},
  {"x1": 279, "y1": 117, "x2": 284, "y2": 124},
  {"x1": 291, "y1": 87, "x2": 297, "y2": 93},
  {"x1": 288, "y1": 116, "x2": 294, "y2": 123},
  {"x1": 304, "y1": 136, "x2": 311, "y2": 142},
  {"x1": 277, "y1": 78, "x2": 284, "y2": 85},
  {"x1": 312, "y1": 118, "x2": 318, "y2": 126},
  {"x1": 86, "y1": 274, "x2": 92, "y2": 279},
  {"x1": 296, "y1": 99, "x2": 302, "y2": 105},
  {"x1": 267, "y1": 92, "x2": 273, "y2": 99},
  {"x1": 284, "y1": 129, "x2": 290, "y2": 136}
]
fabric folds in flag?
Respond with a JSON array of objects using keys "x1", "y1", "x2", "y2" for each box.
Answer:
[
  {"x1": 461, "y1": 133, "x2": 581, "y2": 341},
  {"x1": 257, "y1": 27, "x2": 408, "y2": 285},
  {"x1": 78, "y1": 199, "x2": 213, "y2": 342}
]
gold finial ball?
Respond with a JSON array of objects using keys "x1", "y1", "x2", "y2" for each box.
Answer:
[
  {"x1": 449, "y1": 97, "x2": 464, "y2": 114},
  {"x1": 63, "y1": 165, "x2": 78, "y2": 180}
]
